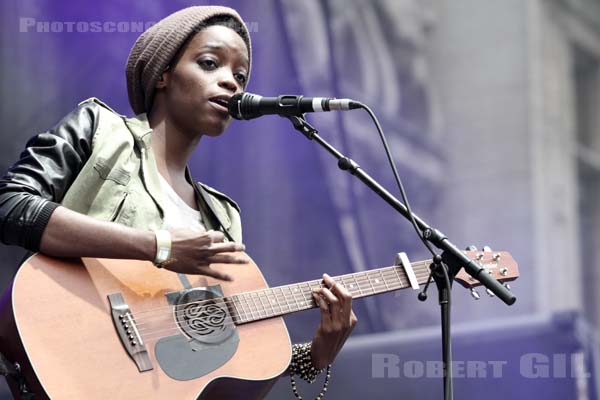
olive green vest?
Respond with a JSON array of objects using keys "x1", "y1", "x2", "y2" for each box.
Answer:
[{"x1": 60, "y1": 98, "x2": 242, "y2": 243}]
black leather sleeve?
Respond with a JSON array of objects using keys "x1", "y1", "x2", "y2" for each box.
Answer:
[{"x1": 0, "y1": 101, "x2": 100, "y2": 251}]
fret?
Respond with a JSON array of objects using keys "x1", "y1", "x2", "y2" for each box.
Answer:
[
  {"x1": 229, "y1": 295, "x2": 245, "y2": 324},
  {"x1": 378, "y1": 269, "x2": 390, "y2": 291},
  {"x1": 350, "y1": 273, "x2": 371, "y2": 296},
  {"x1": 300, "y1": 282, "x2": 314, "y2": 309},
  {"x1": 292, "y1": 283, "x2": 309, "y2": 310},
  {"x1": 240, "y1": 293, "x2": 258, "y2": 322},
  {"x1": 286, "y1": 285, "x2": 301, "y2": 313},
  {"x1": 265, "y1": 289, "x2": 281, "y2": 315},
  {"x1": 276, "y1": 287, "x2": 291, "y2": 315},
  {"x1": 235, "y1": 294, "x2": 246, "y2": 322},
  {"x1": 369, "y1": 270, "x2": 384, "y2": 294},
  {"x1": 415, "y1": 262, "x2": 432, "y2": 285},
  {"x1": 250, "y1": 291, "x2": 267, "y2": 319},
  {"x1": 384, "y1": 267, "x2": 404, "y2": 290},
  {"x1": 381, "y1": 267, "x2": 400, "y2": 289},
  {"x1": 245, "y1": 292, "x2": 260, "y2": 320},
  {"x1": 339, "y1": 275, "x2": 351, "y2": 294},
  {"x1": 257, "y1": 290, "x2": 274, "y2": 319},
  {"x1": 351, "y1": 274, "x2": 364, "y2": 297},
  {"x1": 364, "y1": 271, "x2": 377, "y2": 295},
  {"x1": 393, "y1": 266, "x2": 407, "y2": 290}
]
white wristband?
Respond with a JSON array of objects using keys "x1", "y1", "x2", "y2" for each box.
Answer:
[{"x1": 153, "y1": 229, "x2": 171, "y2": 267}]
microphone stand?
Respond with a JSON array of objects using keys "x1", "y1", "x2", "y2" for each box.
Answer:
[{"x1": 284, "y1": 115, "x2": 516, "y2": 400}]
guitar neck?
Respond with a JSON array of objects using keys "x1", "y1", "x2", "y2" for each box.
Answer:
[{"x1": 227, "y1": 259, "x2": 432, "y2": 324}]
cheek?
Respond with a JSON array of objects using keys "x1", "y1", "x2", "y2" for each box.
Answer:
[{"x1": 170, "y1": 68, "x2": 209, "y2": 102}]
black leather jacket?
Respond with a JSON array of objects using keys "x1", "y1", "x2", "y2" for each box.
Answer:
[{"x1": 0, "y1": 102, "x2": 100, "y2": 251}]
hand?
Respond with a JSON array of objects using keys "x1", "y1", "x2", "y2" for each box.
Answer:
[
  {"x1": 310, "y1": 273, "x2": 358, "y2": 369},
  {"x1": 161, "y1": 229, "x2": 249, "y2": 280}
]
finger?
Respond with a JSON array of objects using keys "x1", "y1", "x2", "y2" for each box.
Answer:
[
  {"x1": 312, "y1": 290, "x2": 332, "y2": 325},
  {"x1": 327, "y1": 275, "x2": 352, "y2": 300},
  {"x1": 204, "y1": 242, "x2": 246, "y2": 254},
  {"x1": 204, "y1": 253, "x2": 250, "y2": 265},
  {"x1": 322, "y1": 273, "x2": 336, "y2": 289},
  {"x1": 323, "y1": 274, "x2": 352, "y2": 316},
  {"x1": 198, "y1": 230, "x2": 226, "y2": 247},
  {"x1": 316, "y1": 287, "x2": 341, "y2": 317},
  {"x1": 324, "y1": 274, "x2": 352, "y2": 300}
]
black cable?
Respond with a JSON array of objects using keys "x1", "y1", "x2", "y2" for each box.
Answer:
[
  {"x1": 355, "y1": 102, "x2": 437, "y2": 258},
  {"x1": 356, "y1": 102, "x2": 453, "y2": 400}
]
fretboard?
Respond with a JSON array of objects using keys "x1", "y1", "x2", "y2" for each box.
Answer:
[{"x1": 226, "y1": 259, "x2": 432, "y2": 324}]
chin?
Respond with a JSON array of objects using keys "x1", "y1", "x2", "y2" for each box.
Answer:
[{"x1": 201, "y1": 121, "x2": 229, "y2": 137}]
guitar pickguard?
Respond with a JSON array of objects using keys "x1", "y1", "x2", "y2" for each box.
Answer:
[{"x1": 155, "y1": 285, "x2": 239, "y2": 381}]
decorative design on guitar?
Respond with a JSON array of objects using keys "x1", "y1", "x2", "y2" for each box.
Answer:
[
  {"x1": 166, "y1": 285, "x2": 237, "y2": 345},
  {"x1": 176, "y1": 299, "x2": 228, "y2": 340}
]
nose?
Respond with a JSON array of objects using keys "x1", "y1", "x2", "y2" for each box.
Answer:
[{"x1": 217, "y1": 70, "x2": 239, "y2": 93}]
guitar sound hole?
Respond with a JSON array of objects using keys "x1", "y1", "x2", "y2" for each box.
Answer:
[{"x1": 175, "y1": 300, "x2": 231, "y2": 342}]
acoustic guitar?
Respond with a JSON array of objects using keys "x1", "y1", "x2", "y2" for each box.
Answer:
[{"x1": 0, "y1": 250, "x2": 518, "y2": 399}]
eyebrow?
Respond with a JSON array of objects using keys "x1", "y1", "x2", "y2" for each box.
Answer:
[{"x1": 195, "y1": 43, "x2": 249, "y2": 67}]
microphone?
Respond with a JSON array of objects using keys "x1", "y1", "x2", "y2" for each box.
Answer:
[{"x1": 228, "y1": 92, "x2": 360, "y2": 120}]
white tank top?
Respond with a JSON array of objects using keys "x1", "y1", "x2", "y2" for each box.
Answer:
[{"x1": 159, "y1": 175, "x2": 207, "y2": 232}]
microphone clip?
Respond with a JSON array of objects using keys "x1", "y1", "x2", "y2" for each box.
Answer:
[{"x1": 285, "y1": 115, "x2": 318, "y2": 140}]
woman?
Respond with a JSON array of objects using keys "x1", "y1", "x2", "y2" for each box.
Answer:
[{"x1": 0, "y1": 5, "x2": 356, "y2": 399}]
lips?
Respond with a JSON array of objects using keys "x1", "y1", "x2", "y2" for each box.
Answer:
[{"x1": 208, "y1": 95, "x2": 231, "y2": 115}]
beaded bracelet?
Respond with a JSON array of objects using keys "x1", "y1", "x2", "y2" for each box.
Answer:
[{"x1": 289, "y1": 342, "x2": 332, "y2": 399}]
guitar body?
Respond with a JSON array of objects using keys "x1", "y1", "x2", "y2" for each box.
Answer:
[{"x1": 0, "y1": 253, "x2": 291, "y2": 400}]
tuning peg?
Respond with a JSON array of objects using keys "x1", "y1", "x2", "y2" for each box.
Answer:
[
  {"x1": 465, "y1": 245, "x2": 478, "y2": 251},
  {"x1": 470, "y1": 288, "x2": 481, "y2": 300},
  {"x1": 486, "y1": 288, "x2": 495, "y2": 297},
  {"x1": 503, "y1": 283, "x2": 511, "y2": 291},
  {"x1": 483, "y1": 245, "x2": 492, "y2": 252}
]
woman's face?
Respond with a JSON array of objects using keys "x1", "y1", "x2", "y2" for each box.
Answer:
[{"x1": 160, "y1": 25, "x2": 249, "y2": 137}]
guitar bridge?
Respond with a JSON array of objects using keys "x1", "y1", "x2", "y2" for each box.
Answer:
[{"x1": 107, "y1": 293, "x2": 153, "y2": 372}]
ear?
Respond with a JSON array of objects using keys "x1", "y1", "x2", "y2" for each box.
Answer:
[{"x1": 155, "y1": 68, "x2": 170, "y2": 89}]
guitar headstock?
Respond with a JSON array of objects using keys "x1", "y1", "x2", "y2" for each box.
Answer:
[{"x1": 454, "y1": 250, "x2": 519, "y2": 291}]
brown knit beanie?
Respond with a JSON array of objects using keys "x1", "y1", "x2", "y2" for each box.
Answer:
[{"x1": 126, "y1": 6, "x2": 252, "y2": 115}]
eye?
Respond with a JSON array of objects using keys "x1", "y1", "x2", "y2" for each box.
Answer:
[
  {"x1": 197, "y1": 58, "x2": 218, "y2": 70},
  {"x1": 234, "y1": 72, "x2": 247, "y2": 85}
]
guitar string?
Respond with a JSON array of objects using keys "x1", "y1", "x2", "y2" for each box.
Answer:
[
  {"x1": 133, "y1": 260, "x2": 433, "y2": 317},
  {"x1": 135, "y1": 270, "x2": 430, "y2": 335},
  {"x1": 133, "y1": 271, "x2": 433, "y2": 339},
  {"x1": 132, "y1": 267, "x2": 429, "y2": 327},
  {"x1": 136, "y1": 277, "x2": 411, "y2": 335},
  {"x1": 130, "y1": 262, "x2": 432, "y2": 322},
  {"x1": 132, "y1": 268, "x2": 432, "y2": 331},
  {"x1": 139, "y1": 269, "x2": 448, "y2": 341},
  {"x1": 139, "y1": 276, "x2": 427, "y2": 341},
  {"x1": 129, "y1": 256, "x2": 501, "y2": 340},
  {"x1": 132, "y1": 262, "x2": 431, "y2": 318}
]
